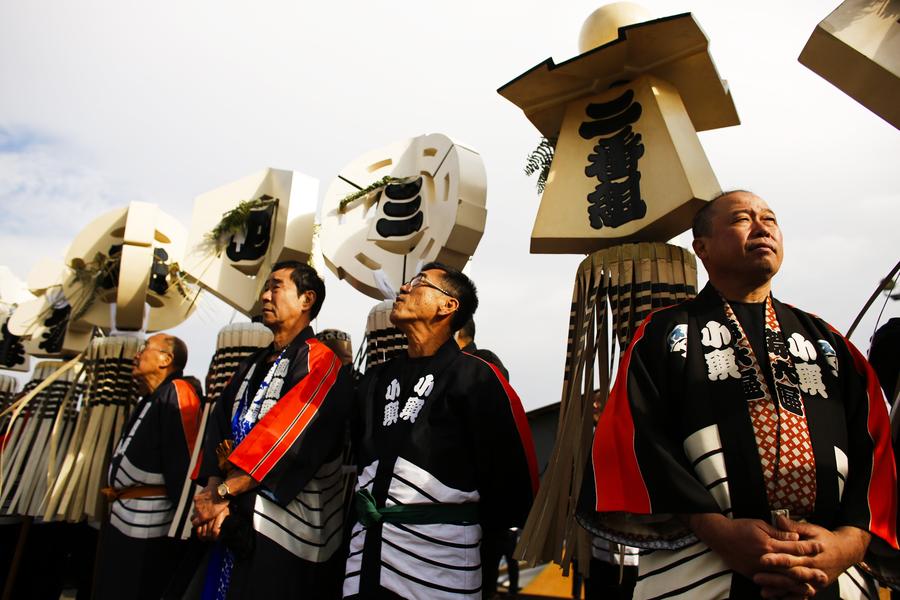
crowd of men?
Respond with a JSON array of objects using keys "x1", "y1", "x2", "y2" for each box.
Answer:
[{"x1": 87, "y1": 190, "x2": 897, "y2": 600}]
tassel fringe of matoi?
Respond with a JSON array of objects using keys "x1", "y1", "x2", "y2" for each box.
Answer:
[
  {"x1": 0, "y1": 374, "x2": 19, "y2": 526},
  {"x1": 20, "y1": 364, "x2": 86, "y2": 518},
  {"x1": 203, "y1": 323, "x2": 273, "y2": 404},
  {"x1": 43, "y1": 336, "x2": 140, "y2": 523},
  {"x1": 514, "y1": 243, "x2": 698, "y2": 576},
  {"x1": 361, "y1": 300, "x2": 407, "y2": 372},
  {"x1": 0, "y1": 359, "x2": 84, "y2": 516},
  {"x1": 0, "y1": 374, "x2": 20, "y2": 433},
  {"x1": 168, "y1": 322, "x2": 273, "y2": 539}
]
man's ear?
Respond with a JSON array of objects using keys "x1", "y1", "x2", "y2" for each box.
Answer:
[
  {"x1": 300, "y1": 290, "x2": 316, "y2": 312},
  {"x1": 437, "y1": 296, "x2": 459, "y2": 318},
  {"x1": 692, "y1": 237, "x2": 708, "y2": 261}
]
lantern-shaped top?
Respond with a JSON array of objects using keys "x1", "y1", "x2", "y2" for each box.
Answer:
[
  {"x1": 0, "y1": 267, "x2": 33, "y2": 370},
  {"x1": 182, "y1": 169, "x2": 318, "y2": 315},
  {"x1": 7, "y1": 258, "x2": 93, "y2": 357},
  {"x1": 320, "y1": 133, "x2": 487, "y2": 300},
  {"x1": 499, "y1": 9, "x2": 738, "y2": 138},
  {"x1": 499, "y1": 7, "x2": 739, "y2": 254},
  {"x1": 799, "y1": 0, "x2": 900, "y2": 130},
  {"x1": 61, "y1": 202, "x2": 196, "y2": 331}
]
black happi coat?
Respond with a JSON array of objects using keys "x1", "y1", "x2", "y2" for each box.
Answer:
[
  {"x1": 94, "y1": 373, "x2": 202, "y2": 600},
  {"x1": 199, "y1": 327, "x2": 353, "y2": 600},
  {"x1": 579, "y1": 284, "x2": 897, "y2": 599},
  {"x1": 343, "y1": 340, "x2": 538, "y2": 600}
]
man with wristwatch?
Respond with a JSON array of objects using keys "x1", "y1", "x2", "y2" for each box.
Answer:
[{"x1": 192, "y1": 261, "x2": 353, "y2": 599}]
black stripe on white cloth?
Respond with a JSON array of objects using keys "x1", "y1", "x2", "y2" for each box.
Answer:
[
  {"x1": 636, "y1": 546, "x2": 712, "y2": 580},
  {"x1": 391, "y1": 523, "x2": 480, "y2": 549},
  {"x1": 705, "y1": 477, "x2": 728, "y2": 491},
  {"x1": 380, "y1": 559, "x2": 481, "y2": 595},
  {"x1": 292, "y1": 488, "x2": 344, "y2": 512},
  {"x1": 842, "y1": 566, "x2": 874, "y2": 599},
  {"x1": 313, "y1": 459, "x2": 344, "y2": 481},
  {"x1": 110, "y1": 511, "x2": 173, "y2": 530},
  {"x1": 691, "y1": 448, "x2": 724, "y2": 469},
  {"x1": 381, "y1": 536, "x2": 481, "y2": 571},
  {"x1": 253, "y1": 506, "x2": 343, "y2": 548},
  {"x1": 356, "y1": 461, "x2": 379, "y2": 489},
  {"x1": 391, "y1": 474, "x2": 440, "y2": 503},
  {"x1": 112, "y1": 499, "x2": 172, "y2": 515},
  {"x1": 114, "y1": 456, "x2": 164, "y2": 486},
  {"x1": 303, "y1": 473, "x2": 344, "y2": 495},
  {"x1": 644, "y1": 570, "x2": 732, "y2": 600},
  {"x1": 389, "y1": 457, "x2": 479, "y2": 505},
  {"x1": 255, "y1": 497, "x2": 343, "y2": 531}
]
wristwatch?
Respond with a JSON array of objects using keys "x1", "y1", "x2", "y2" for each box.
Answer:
[{"x1": 216, "y1": 481, "x2": 232, "y2": 501}]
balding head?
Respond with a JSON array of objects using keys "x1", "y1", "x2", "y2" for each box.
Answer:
[
  {"x1": 692, "y1": 189, "x2": 753, "y2": 239},
  {"x1": 691, "y1": 190, "x2": 784, "y2": 302},
  {"x1": 133, "y1": 333, "x2": 188, "y2": 394},
  {"x1": 161, "y1": 334, "x2": 188, "y2": 372}
]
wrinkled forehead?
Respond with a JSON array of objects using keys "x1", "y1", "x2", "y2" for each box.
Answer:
[
  {"x1": 714, "y1": 192, "x2": 775, "y2": 219},
  {"x1": 418, "y1": 268, "x2": 446, "y2": 283},
  {"x1": 266, "y1": 268, "x2": 295, "y2": 287},
  {"x1": 147, "y1": 333, "x2": 168, "y2": 346}
]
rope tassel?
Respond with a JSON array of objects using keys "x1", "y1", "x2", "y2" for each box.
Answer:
[{"x1": 514, "y1": 243, "x2": 698, "y2": 576}]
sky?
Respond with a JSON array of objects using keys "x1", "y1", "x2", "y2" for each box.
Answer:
[{"x1": 1, "y1": 1, "x2": 898, "y2": 411}]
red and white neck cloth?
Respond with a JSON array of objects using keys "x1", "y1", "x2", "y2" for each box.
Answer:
[{"x1": 720, "y1": 295, "x2": 816, "y2": 516}]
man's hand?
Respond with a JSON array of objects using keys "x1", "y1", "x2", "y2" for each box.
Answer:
[
  {"x1": 754, "y1": 516, "x2": 870, "y2": 596},
  {"x1": 196, "y1": 505, "x2": 230, "y2": 542},
  {"x1": 686, "y1": 513, "x2": 824, "y2": 597},
  {"x1": 191, "y1": 468, "x2": 258, "y2": 529},
  {"x1": 192, "y1": 478, "x2": 229, "y2": 528}
]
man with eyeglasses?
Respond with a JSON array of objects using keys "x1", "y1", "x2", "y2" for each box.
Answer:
[
  {"x1": 94, "y1": 333, "x2": 203, "y2": 600},
  {"x1": 343, "y1": 262, "x2": 538, "y2": 600},
  {"x1": 192, "y1": 261, "x2": 354, "y2": 600}
]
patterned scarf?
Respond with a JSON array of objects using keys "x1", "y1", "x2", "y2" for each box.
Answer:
[
  {"x1": 717, "y1": 294, "x2": 816, "y2": 515},
  {"x1": 202, "y1": 348, "x2": 288, "y2": 600}
]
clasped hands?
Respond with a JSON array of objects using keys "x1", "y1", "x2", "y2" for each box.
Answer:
[
  {"x1": 191, "y1": 469, "x2": 257, "y2": 542},
  {"x1": 686, "y1": 513, "x2": 870, "y2": 599},
  {"x1": 192, "y1": 477, "x2": 230, "y2": 542}
]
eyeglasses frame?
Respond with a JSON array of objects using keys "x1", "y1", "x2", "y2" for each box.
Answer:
[{"x1": 405, "y1": 273, "x2": 456, "y2": 299}]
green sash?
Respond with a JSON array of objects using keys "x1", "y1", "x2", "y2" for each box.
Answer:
[{"x1": 355, "y1": 489, "x2": 479, "y2": 527}]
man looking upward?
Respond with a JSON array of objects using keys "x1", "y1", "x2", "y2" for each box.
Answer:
[
  {"x1": 94, "y1": 333, "x2": 202, "y2": 600},
  {"x1": 580, "y1": 191, "x2": 897, "y2": 598},
  {"x1": 343, "y1": 262, "x2": 538, "y2": 599}
]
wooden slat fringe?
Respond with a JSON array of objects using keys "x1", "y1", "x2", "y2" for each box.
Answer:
[
  {"x1": 40, "y1": 336, "x2": 140, "y2": 523},
  {"x1": 514, "y1": 243, "x2": 697, "y2": 577},
  {"x1": 0, "y1": 375, "x2": 19, "y2": 419},
  {"x1": 0, "y1": 357, "x2": 84, "y2": 513},
  {"x1": 363, "y1": 300, "x2": 406, "y2": 370},
  {"x1": 42, "y1": 364, "x2": 87, "y2": 515},
  {"x1": 24, "y1": 366, "x2": 86, "y2": 517},
  {"x1": 168, "y1": 322, "x2": 272, "y2": 540}
]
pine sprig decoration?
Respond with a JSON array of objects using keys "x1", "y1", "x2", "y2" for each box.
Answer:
[
  {"x1": 205, "y1": 196, "x2": 277, "y2": 254},
  {"x1": 67, "y1": 251, "x2": 121, "y2": 323},
  {"x1": 166, "y1": 262, "x2": 197, "y2": 301},
  {"x1": 524, "y1": 137, "x2": 557, "y2": 194},
  {"x1": 339, "y1": 176, "x2": 412, "y2": 213}
]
